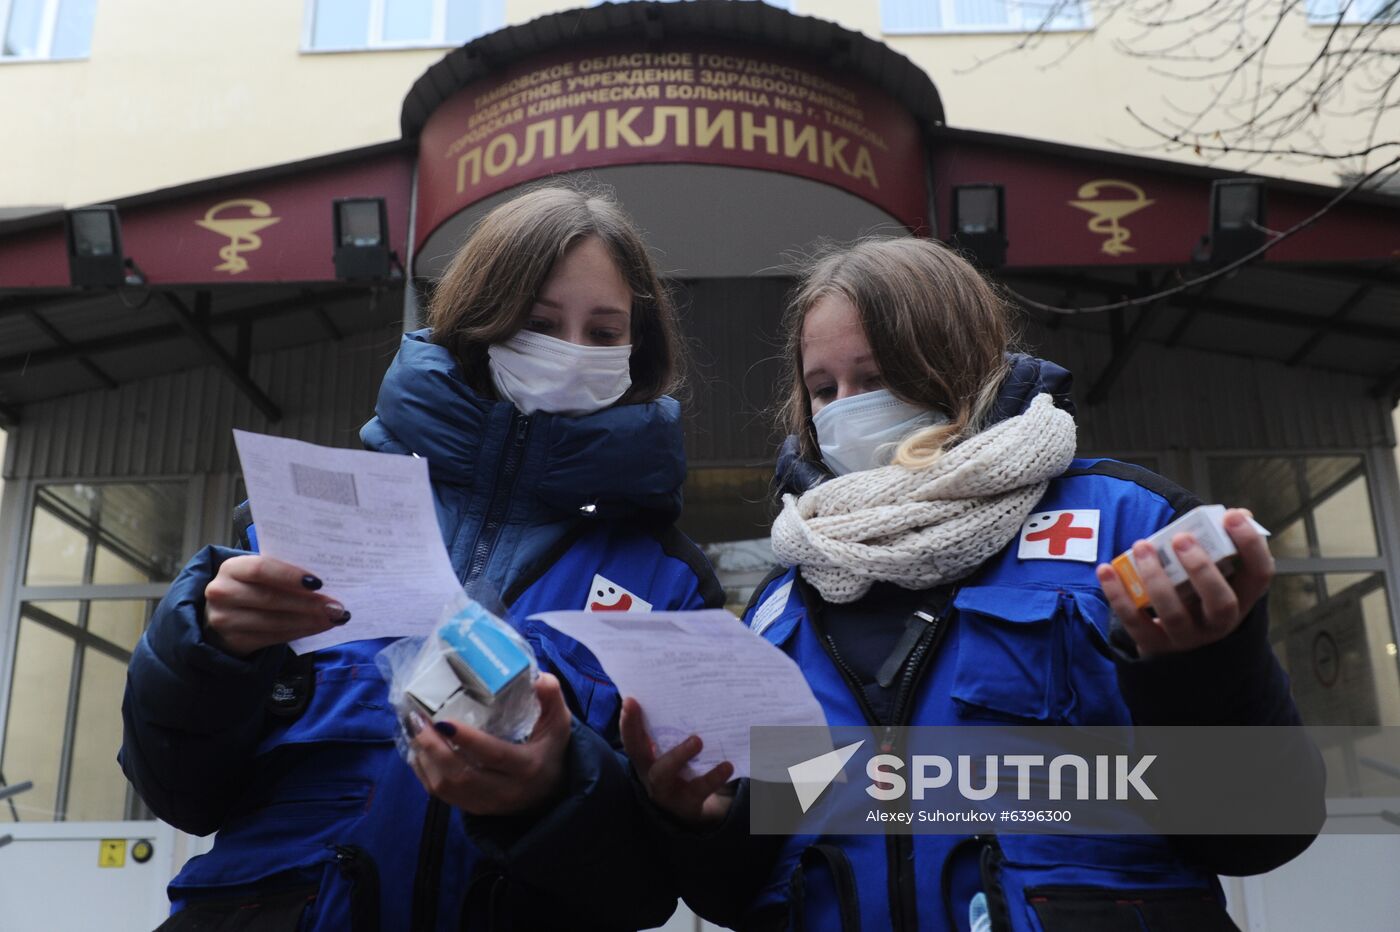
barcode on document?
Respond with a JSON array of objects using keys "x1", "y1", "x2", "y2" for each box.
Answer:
[{"x1": 290, "y1": 462, "x2": 359, "y2": 507}]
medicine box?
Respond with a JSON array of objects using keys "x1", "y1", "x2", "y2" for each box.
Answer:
[{"x1": 1109, "y1": 505, "x2": 1270, "y2": 610}]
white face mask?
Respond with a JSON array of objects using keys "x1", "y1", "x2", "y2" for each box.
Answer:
[
  {"x1": 487, "y1": 329, "x2": 632, "y2": 416},
  {"x1": 812, "y1": 389, "x2": 945, "y2": 476}
]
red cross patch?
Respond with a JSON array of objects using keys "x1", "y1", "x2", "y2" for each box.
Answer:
[
  {"x1": 1017, "y1": 509, "x2": 1100, "y2": 563},
  {"x1": 584, "y1": 574, "x2": 653, "y2": 613}
]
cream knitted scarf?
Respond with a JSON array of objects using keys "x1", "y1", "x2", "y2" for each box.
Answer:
[{"x1": 770, "y1": 393, "x2": 1078, "y2": 603}]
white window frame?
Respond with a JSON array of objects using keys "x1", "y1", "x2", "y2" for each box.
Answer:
[
  {"x1": 881, "y1": 0, "x2": 1092, "y2": 35},
  {"x1": 1305, "y1": 0, "x2": 1400, "y2": 25},
  {"x1": 301, "y1": 0, "x2": 502, "y2": 53},
  {"x1": 0, "y1": 0, "x2": 72, "y2": 63},
  {"x1": 0, "y1": 474, "x2": 202, "y2": 822}
]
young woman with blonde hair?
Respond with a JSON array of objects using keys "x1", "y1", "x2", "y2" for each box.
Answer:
[
  {"x1": 628, "y1": 236, "x2": 1323, "y2": 931},
  {"x1": 122, "y1": 186, "x2": 722, "y2": 931}
]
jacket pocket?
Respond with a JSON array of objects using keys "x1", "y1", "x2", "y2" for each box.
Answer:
[
  {"x1": 1022, "y1": 885, "x2": 1237, "y2": 932},
  {"x1": 981, "y1": 836, "x2": 1231, "y2": 932},
  {"x1": 156, "y1": 883, "x2": 318, "y2": 931},
  {"x1": 167, "y1": 766, "x2": 381, "y2": 932},
  {"x1": 788, "y1": 844, "x2": 862, "y2": 932},
  {"x1": 163, "y1": 844, "x2": 381, "y2": 932},
  {"x1": 951, "y1": 587, "x2": 1067, "y2": 722}
]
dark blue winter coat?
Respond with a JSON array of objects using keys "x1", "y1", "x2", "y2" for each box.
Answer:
[
  {"x1": 654, "y1": 356, "x2": 1324, "y2": 931},
  {"x1": 120, "y1": 330, "x2": 723, "y2": 930}
]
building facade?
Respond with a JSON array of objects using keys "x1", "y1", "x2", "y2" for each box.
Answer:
[{"x1": 1, "y1": 2, "x2": 1399, "y2": 930}]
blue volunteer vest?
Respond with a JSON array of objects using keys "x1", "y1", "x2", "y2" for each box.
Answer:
[{"x1": 744, "y1": 459, "x2": 1234, "y2": 932}]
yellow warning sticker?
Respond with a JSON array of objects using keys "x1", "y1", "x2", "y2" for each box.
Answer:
[{"x1": 99, "y1": 838, "x2": 126, "y2": 868}]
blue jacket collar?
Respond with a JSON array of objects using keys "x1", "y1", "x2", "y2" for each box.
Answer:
[
  {"x1": 773, "y1": 353, "x2": 1076, "y2": 498},
  {"x1": 361, "y1": 329, "x2": 686, "y2": 523}
]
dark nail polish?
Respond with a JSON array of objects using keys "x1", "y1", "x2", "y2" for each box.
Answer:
[
  {"x1": 405, "y1": 712, "x2": 425, "y2": 737},
  {"x1": 301, "y1": 574, "x2": 323, "y2": 591},
  {"x1": 332, "y1": 611, "x2": 351, "y2": 626},
  {"x1": 434, "y1": 721, "x2": 457, "y2": 738}
]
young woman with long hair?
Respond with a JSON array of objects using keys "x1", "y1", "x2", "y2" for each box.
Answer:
[
  {"x1": 627, "y1": 236, "x2": 1323, "y2": 931},
  {"x1": 121, "y1": 186, "x2": 722, "y2": 931}
]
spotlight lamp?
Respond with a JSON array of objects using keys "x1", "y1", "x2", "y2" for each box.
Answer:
[
  {"x1": 1207, "y1": 179, "x2": 1266, "y2": 268},
  {"x1": 65, "y1": 206, "x2": 137, "y2": 287},
  {"x1": 950, "y1": 184, "x2": 1007, "y2": 269},
  {"x1": 333, "y1": 197, "x2": 397, "y2": 282}
]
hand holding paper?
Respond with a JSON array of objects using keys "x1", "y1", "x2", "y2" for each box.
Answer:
[
  {"x1": 233, "y1": 430, "x2": 464, "y2": 653},
  {"x1": 532, "y1": 609, "x2": 831, "y2": 781}
]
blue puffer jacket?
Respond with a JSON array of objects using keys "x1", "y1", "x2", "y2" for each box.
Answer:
[
  {"x1": 120, "y1": 330, "x2": 724, "y2": 931},
  {"x1": 656, "y1": 356, "x2": 1323, "y2": 932}
]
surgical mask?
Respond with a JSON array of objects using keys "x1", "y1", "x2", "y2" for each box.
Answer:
[
  {"x1": 487, "y1": 329, "x2": 632, "y2": 416},
  {"x1": 812, "y1": 389, "x2": 945, "y2": 476}
]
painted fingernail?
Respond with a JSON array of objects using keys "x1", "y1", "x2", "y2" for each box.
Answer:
[
  {"x1": 406, "y1": 712, "x2": 426, "y2": 737},
  {"x1": 326, "y1": 602, "x2": 350, "y2": 625},
  {"x1": 301, "y1": 574, "x2": 323, "y2": 591},
  {"x1": 434, "y1": 721, "x2": 458, "y2": 738}
]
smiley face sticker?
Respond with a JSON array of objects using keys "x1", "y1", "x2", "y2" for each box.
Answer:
[{"x1": 585, "y1": 574, "x2": 653, "y2": 613}]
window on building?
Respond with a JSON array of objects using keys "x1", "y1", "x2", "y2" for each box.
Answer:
[
  {"x1": 1305, "y1": 0, "x2": 1400, "y2": 24},
  {"x1": 1208, "y1": 454, "x2": 1400, "y2": 796},
  {"x1": 882, "y1": 0, "x2": 1088, "y2": 34},
  {"x1": 1, "y1": 0, "x2": 96, "y2": 61},
  {"x1": 590, "y1": 0, "x2": 793, "y2": 8},
  {"x1": 2, "y1": 481, "x2": 188, "y2": 822},
  {"x1": 305, "y1": 0, "x2": 505, "y2": 51}
]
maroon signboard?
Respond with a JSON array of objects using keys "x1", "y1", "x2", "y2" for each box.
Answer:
[
  {"x1": 415, "y1": 43, "x2": 930, "y2": 249},
  {"x1": 934, "y1": 140, "x2": 1400, "y2": 268},
  {"x1": 0, "y1": 151, "x2": 413, "y2": 288}
]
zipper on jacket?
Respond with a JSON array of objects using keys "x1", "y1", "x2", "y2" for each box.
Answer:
[
  {"x1": 334, "y1": 844, "x2": 382, "y2": 932},
  {"x1": 409, "y1": 798, "x2": 451, "y2": 932},
  {"x1": 412, "y1": 413, "x2": 528, "y2": 930},
  {"x1": 805, "y1": 584, "x2": 955, "y2": 932},
  {"x1": 885, "y1": 593, "x2": 954, "y2": 932},
  {"x1": 463, "y1": 413, "x2": 531, "y2": 591}
]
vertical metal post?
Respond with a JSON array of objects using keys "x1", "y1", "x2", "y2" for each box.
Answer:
[{"x1": 53, "y1": 487, "x2": 100, "y2": 820}]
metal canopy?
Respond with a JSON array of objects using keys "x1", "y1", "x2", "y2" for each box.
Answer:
[
  {"x1": 0, "y1": 283, "x2": 400, "y2": 426},
  {"x1": 1001, "y1": 262, "x2": 1400, "y2": 402}
]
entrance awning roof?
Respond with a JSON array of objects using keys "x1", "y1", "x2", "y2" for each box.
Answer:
[{"x1": 0, "y1": 143, "x2": 413, "y2": 427}]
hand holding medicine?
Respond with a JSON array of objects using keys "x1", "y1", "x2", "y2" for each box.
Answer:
[
  {"x1": 203, "y1": 554, "x2": 353, "y2": 658},
  {"x1": 379, "y1": 596, "x2": 572, "y2": 816},
  {"x1": 1095, "y1": 507, "x2": 1275, "y2": 658},
  {"x1": 406, "y1": 673, "x2": 572, "y2": 817}
]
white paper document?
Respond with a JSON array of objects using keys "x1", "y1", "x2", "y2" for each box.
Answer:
[
  {"x1": 532, "y1": 609, "x2": 831, "y2": 779},
  {"x1": 233, "y1": 430, "x2": 463, "y2": 653}
]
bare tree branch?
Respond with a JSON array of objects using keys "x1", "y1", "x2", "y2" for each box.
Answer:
[{"x1": 959, "y1": 0, "x2": 1398, "y2": 173}]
